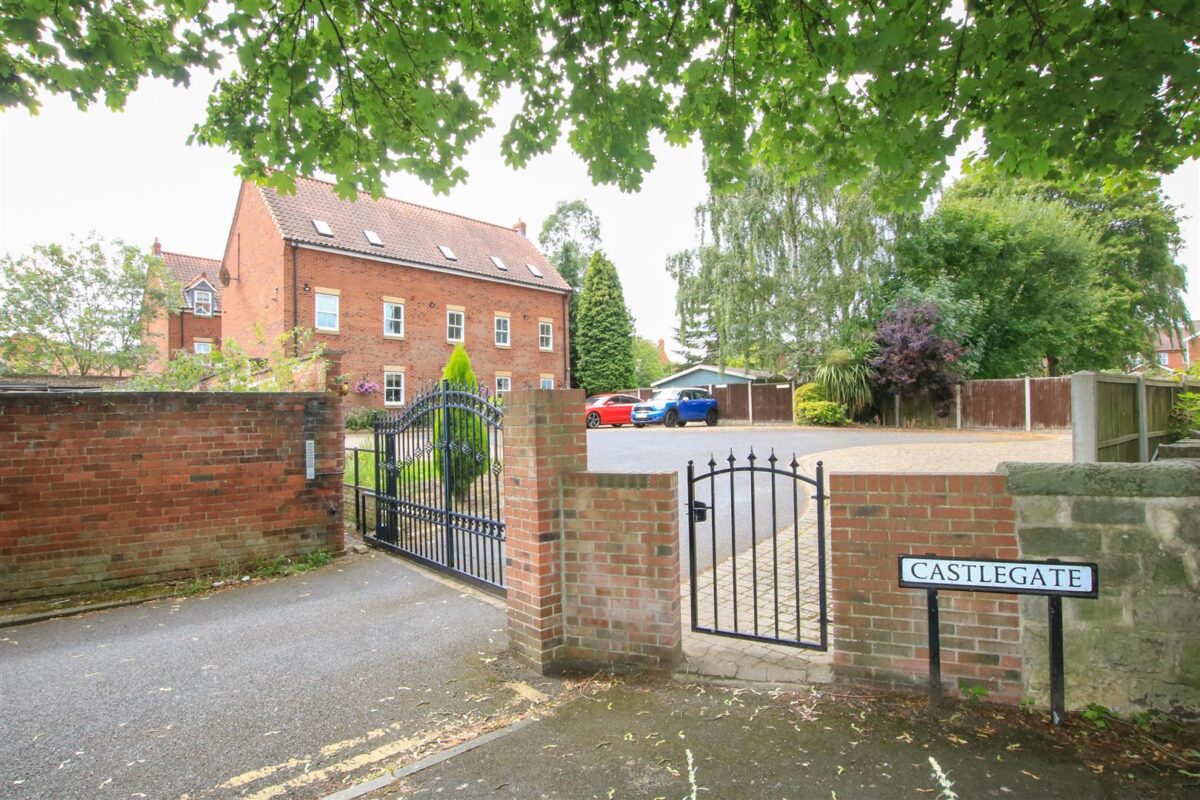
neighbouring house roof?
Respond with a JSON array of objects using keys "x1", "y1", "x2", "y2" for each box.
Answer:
[
  {"x1": 0, "y1": 374, "x2": 129, "y2": 392},
  {"x1": 255, "y1": 176, "x2": 571, "y2": 293},
  {"x1": 161, "y1": 251, "x2": 222, "y2": 310},
  {"x1": 651, "y1": 364, "x2": 774, "y2": 387}
]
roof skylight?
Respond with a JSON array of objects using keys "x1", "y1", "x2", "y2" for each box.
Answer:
[
  {"x1": 490, "y1": 256, "x2": 508, "y2": 271},
  {"x1": 364, "y1": 229, "x2": 383, "y2": 247},
  {"x1": 312, "y1": 219, "x2": 334, "y2": 237},
  {"x1": 526, "y1": 263, "x2": 544, "y2": 278},
  {"x1": 437, "y1": 245, "x2": 457, "y2": 261}
]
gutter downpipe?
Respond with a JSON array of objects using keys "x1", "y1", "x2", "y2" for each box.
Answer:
[{"x1": 291, "y1": 241, "x2": 300, "y2": 356}]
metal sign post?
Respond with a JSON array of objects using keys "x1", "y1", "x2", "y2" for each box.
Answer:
[{"x1": 899, "y1": 554, "x2": 1098, "y2": 725}]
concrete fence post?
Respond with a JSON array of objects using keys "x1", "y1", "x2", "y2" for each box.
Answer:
[
  {"x1": 1024, "y1": 376, "x2": 1032, "y2": 431},
  {"x1": 747, "y1": 382, "x2": 754, "y2": 424},
  {"x1": 1071, "y1": 372, "x2": 1099, "y2": 462},
  {"x1": 955, "y1": 384, "x2": 962, "y2": 429},
  {"x1": 1136, "y1": 375, "x2": 1149, "y2": 463}
]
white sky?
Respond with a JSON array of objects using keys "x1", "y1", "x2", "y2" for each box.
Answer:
[{"x1": 2, "y1": 74, "x2": 1198, "y2": 357}]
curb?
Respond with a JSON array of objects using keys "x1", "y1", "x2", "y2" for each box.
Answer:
[
  {"x1": 0, "y1": 592, "x2": 177, "y2": 629},
  {"x1": 320, "y1": 717, "x2": 536, "y2": 800}
]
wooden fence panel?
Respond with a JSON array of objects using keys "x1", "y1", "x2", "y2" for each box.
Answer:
[
  {"x1": 962, "y1": 379, "x2": 1026, "y2": 429},
  {"x1": 1095, "y1": 378, "x2": 1141, "y2": 462},
  {"x1": 896, "y1": 394, "x2": 955, "y2": 428},
  {"x1": 1029, "y1": 377, "x2": 1072, "y2": 429},
  {"x1": 711, "y1": 384, "x2": 750, "y2": 420},
  {"x1": 750, "y1": 383, "x2": 795, "y2": 423}
]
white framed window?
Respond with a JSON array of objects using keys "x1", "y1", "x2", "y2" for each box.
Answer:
[
  {"x1": 384, "y1": 301, "x2": 405, "y2": 337},
  {"x1": 494, "y1": 314, "x2": 510, "y2": 347},
  {"x1": 384, "y1": 370, "x2": 405, "y2": 406},
  {"x1": 538, "y1": 320, "x2": 553, "y2": 351},
  {"x1": 496, "y1": 374, "x2": 512, "y2": 394},
  {"x1": 540, "y1": 376, "x2": 555, "y2": 390},
  {"x1": 315, "y1": 291, "x2": 339, "y2": 332},
  {"x1": 447, "y1": 308, "x2": 465, "y2": 342},
  {"x1": 193, "y1": 340, "x2": 213, "y2": 356},
  {"x1": 193, "y1": 289, "x2": 213, "y2": 317},
  {"x1": 1157, "y1": 352, "x2": 1169, "y2": 366}
]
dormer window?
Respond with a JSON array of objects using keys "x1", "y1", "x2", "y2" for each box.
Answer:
[
  {"x1": 490, "y1": 255, "x2": 508, "y2": 271},
  {"x1": 437, "y1": 245, "x2": 457, "y2": 261},
  {"x1": 312, "y1": 219, "x2": 334, "y2": 237},
  {"x1": 364, "y1": 229, "x2": 383, "y2": 247},
  {"x1": 193, "y1": 289, "x2": 213, "y2": 317},
  {"x1": 526, "y1": 263, "x2": 543, "y2": 278}
]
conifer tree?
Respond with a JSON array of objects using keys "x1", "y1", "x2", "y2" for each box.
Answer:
[{"x1": 575, "y1": 253, "x2": 635, "y2": 395}]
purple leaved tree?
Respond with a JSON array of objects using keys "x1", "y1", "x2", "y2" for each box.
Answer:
[{"x1": 869, "y1": 300, "x2": 965, "y2": 417}]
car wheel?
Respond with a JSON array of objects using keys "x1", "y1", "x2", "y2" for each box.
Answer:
[
  {"x1": 634, "y1": 423, "x2": 646, "y2": 429},
  {"x1": 664, "y1": 409, "x2": 679, "y2": 428},
  {"x1": 705, "y1": 409, "x2": 719, "y2": 427},
  {"x1": 586, "y1": 412, "x2": 601, "y2": 429},
  {"x1": 677, "y1": 419, "x2": 687, "y2": 427}
]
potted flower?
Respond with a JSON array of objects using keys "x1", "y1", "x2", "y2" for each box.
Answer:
[
  {"x1": 330, "y1": 374, "x2": 350, "y2": 396},
  {"x1": 355, "y1": 379, "x2": 380, "y2": 396}
]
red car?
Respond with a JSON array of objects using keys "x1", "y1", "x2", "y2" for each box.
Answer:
[{"x1": 584, "y1": 393, "x2": 643, "y2": 429}]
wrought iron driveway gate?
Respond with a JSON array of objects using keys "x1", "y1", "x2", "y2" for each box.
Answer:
[
  {"x1": 687, "y1": 449, "x2": 827, "y2": 650},
  {"x1": 369, "y1": 381, "x2": 505, "y2": 594}
]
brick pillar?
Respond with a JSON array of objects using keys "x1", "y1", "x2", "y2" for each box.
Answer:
[{"x1": 503, "y1": 388, "x2": 587, "y2": 671}]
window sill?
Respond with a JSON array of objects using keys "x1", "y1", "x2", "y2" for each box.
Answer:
[
  {"x1": 317, "y1": 328, "x2": 340, "y2": 335},
  {"x1": 383, "y1": 334, "x2": 406, "y2": 340},
  {"x1": 494, "y1": 343, "x2": 511, "y2": 349},
  {"x1": 539, "y1": 348, "x2": 554, "y2": 353},
  {"x1": 447, "y1": 339, "x2": 465, "y2": 345}
]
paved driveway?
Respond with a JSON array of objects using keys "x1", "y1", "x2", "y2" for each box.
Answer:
[{"x1": 0, "y1": 555, "x2": 526, "y2": 800}]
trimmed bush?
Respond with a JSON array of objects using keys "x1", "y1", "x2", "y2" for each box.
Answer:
[
  {"x1": 434, "y1": 345, "x2": 489, "y2": 499},
  {"x1": 345, "y1": 408, "x2": 376, "y2": 431},
  {"x1": 795, "y1": 382, "x2": 825, "y2": 403},
  {"x1": 794, "y1": 400, "x2": 848, "y2": 426}
]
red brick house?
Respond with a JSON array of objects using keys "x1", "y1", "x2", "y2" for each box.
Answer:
[
  {"x1": 146, "y1": 242, "x2": 223, "y2": 369},
  {"x1": 1150, "y1": 321, "x2": 1199, "y2": 372},
  {"x1": 211, "y1": 176, "x2": 571, "y2": 407}
]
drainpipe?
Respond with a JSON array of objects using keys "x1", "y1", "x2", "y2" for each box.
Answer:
[
  {"x1": 291, "y1": 242, "x2": 299, "y2": 356},
  {"x1": 178, "y1": 307, "x2": 185, "y2": 355},
  {"x1": 562, "y1": 290, "x2": 571, "y2": 387}
]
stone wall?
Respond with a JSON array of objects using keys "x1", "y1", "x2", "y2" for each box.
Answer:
[
  {"x1": 0, "y1": 392, "x2": 344, "y2": 601},
  {"x1": 503, "y1": 388, "x2": 680, "y2": 673},
  {"x1": 1005, "y1": 461, "x2": 1200, "y2": 715}
]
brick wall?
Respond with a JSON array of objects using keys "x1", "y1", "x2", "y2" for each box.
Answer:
[
  {"x1": 561, "y1": 472, "x2": 680, "y2": 668},
  {"x1": 503, "y1": 389, "x2": 680, "y2": 673},
  {"x1": 0, "y1": 392, "x2": 343, "y2": 601},
  {"x1": 219, "y1": 183, "x2": 289, "y2": 355},
  {"x1": 829, "y1": 473, "x2": 1023, "y2": 701}
]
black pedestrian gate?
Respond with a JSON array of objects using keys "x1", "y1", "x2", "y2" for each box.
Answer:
[
  {"x1": 687, "y1": 450, "x2": 828, "y2": 650},
  {"x1": 369, "y1": 380, "x2": 506, "y2": 594}
]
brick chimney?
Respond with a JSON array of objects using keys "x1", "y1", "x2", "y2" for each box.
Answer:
[
  {"x1": 152, "y1": 237, "x2": 162, "y2": 256},
  {"x1": 512, "y1": 218, "x2": 527, "y2": 237},
  {"x1": 657, "y1": 338, "x2": 669, "y2": 364}
]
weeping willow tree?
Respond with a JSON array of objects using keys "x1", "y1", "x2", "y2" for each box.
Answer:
[{"x1": 667, "y1": 167, "x2": 903, "y2": 374}]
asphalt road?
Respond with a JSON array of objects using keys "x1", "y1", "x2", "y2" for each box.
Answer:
[
  {"x1": 586, "y1": 425, "x2": 1008, "y2": 571},
  {"x1": 0, "y1": 556, "x2": 514, "y2": 800}
]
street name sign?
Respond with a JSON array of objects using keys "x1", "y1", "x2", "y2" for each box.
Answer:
[{"x1": 898, "y1": 555, "x2": 1098, "y2": 598}]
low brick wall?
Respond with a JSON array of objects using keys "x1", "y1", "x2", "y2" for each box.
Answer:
[
  {"x1": 0, "y1": 392, "x2": 343, "y2": 601},
  {"x1": 1005, "y1": 461, "x2": 1200, "y2": 715},
  {"x1": 503, "y1": 389, "x2": 680, "y2": 673},
  {"x1": 830, "y1": 474, "x2": 1023, "y2": 700},
  {"x1": 561, "y1": 472, "x2": 680, "y2": 668}
]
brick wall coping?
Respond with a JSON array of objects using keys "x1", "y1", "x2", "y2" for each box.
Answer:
[
  {"x1": 0, "y1": 391, "x2": 328, "y2": 398},
  {"x1": 1000, "y1": 461, "x2": 1200, "y2": 497}
]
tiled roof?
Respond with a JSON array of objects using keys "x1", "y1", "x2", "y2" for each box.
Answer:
[
  {"x1": 256, "y1": 176, "x2": 570, "y2": 293},
  {"x1": 1154, "y1": 320, "x2": 1200, "y2": 351},
  {"x1": 161, "y1": 251, "x2": 222, "y2": 307}
]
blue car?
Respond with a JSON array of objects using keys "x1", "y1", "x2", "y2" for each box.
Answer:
[{"x1": 631, "y1": 388, "x2": 720, "y2": 428}]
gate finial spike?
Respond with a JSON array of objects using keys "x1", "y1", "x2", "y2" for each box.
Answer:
[
  {"x1": 768, "y1": 450, "x2": 777, "y2": 466},
  {"x1": 727, "y1": 449, "x2": 736, "y2": 466},
  {"x1": 708, "y1": 455, "x2": 718, "y2": 470},
  {"x1": 789, "y1": 455, "x2": 800, "y2": 470},
  {"x1": 747, "y1": 449, "x2": 757, "y2": 464}
]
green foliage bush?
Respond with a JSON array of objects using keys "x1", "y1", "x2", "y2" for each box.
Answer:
[
  {"x1": 1170, "y1": 391, "x2": 1200, "y2": 435},
  {"x1": 794, "y1": 399, "x2": 847, "y2": 426},
  {"x1": 795, "y1": 382, "x2": 825, "y2": 403},
  {"x1": 434, "y1": 345, "x2": 488, "y2": 498},
  {"x1": 814, "y1": 346, "x2": 874, "y2": 415},
  {"x1": 345, "y1": 408, "x2": 376, "y2": 431}
]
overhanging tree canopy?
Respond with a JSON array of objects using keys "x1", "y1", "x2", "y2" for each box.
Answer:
[{"x1": 4, "y1": 2, "x2": 1197, "y2": 201}]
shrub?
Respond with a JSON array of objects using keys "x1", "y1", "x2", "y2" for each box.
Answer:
[
  {"x1": 814, "y1": 346, "x2": 874, "y2": 415},
  {"x1": 794, "y1": 400, "x2": 847, "y2": 426},
  {"x1": 1170, "y1": 391, "x2": 1200, "y2": 435},
  {"x1": 434, "y1": 345, "x2": 489, "y2": 498},
  {"x1": 345, "y1": 408, "x2": 376, "y2": 431},
  {"x1": 795, "y1": 382, "x2": 825, "y2": 403}
]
